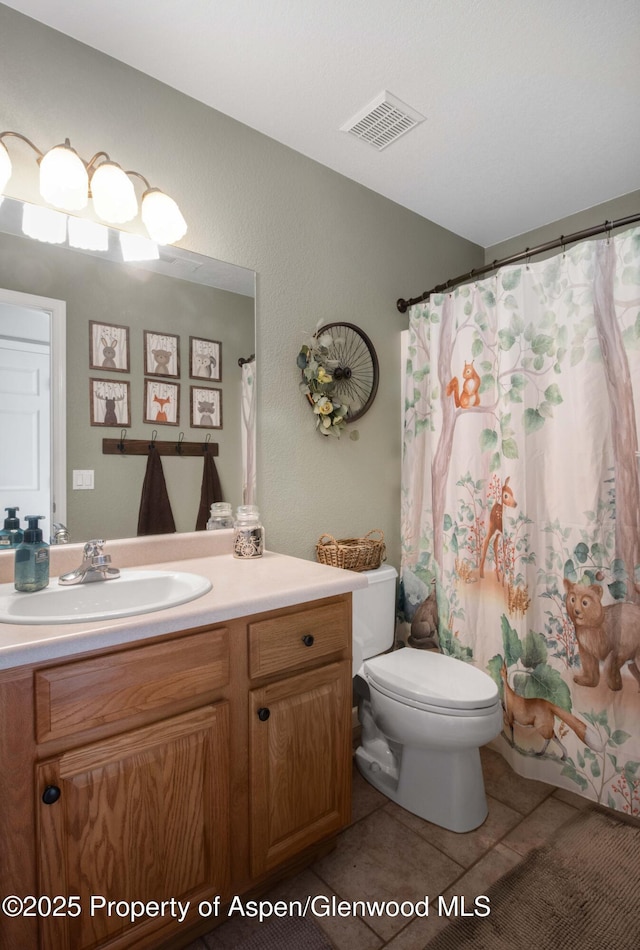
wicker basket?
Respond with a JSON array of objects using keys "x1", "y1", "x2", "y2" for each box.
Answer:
[{"x1": 315, "y1": 529, "x2": 385, "y2": 572}]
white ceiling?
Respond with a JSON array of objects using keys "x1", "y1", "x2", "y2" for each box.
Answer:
[{"x1": 4, "y1": 0, "x2": 640, "y2": 247}]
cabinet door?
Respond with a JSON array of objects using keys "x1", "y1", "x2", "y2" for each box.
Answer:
[
  {"x1": 36, "y1": 704, "x2": 229, "y2": 950},
  {"x1": 249, "y1": 661, "x2": 351, "y2": 876}
]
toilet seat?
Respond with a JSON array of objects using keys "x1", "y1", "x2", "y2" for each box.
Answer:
[{"x1": 363, "y1": 649, "x2": 499, "y2": 716}]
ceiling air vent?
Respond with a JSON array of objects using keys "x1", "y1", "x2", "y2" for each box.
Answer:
[{"x1": 340, "y1": 91, "x2": 425, "y2": 150}]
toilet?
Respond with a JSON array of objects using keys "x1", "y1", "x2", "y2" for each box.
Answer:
[{"x1": 352, "y1": 565, "x2": 503, "y2": 833}]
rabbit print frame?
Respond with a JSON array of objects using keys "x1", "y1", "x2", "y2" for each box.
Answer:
[{"x1": 89, "y1": 321, "x2": 130, "y2": 373}]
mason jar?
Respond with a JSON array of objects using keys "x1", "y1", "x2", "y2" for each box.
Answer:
[
  {"x1": 207, "y1": 502, "x2": 234, "y2": 530},
  {"x1": 233, "y1": 505, "x2": 264, "y2": 558}
]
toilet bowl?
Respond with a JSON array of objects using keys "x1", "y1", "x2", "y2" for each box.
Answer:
[{"x1": 353, "y1": 566, "x2": 503, "y2": 833}]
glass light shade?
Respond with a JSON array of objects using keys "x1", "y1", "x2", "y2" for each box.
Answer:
[
  {"x1": 119, "y1": 231, "x2": 160, "y2": 262},
  {"x1": 39, "y1": 144, "x2": 88, "y2": 211},
  {"x1": 22, "y1": 204, "x2": 67, "y2": 244},
  {"x1": 0, "y1": 141, "x2": 12, "y2": 194},
  {"x1": 141, "y1": 189, "x2": 187, "y2": 244},
  {"x1": 68, "y1": 216, "x2": 109, "y2": 251},
  {"x1": 91, "y1": 162, "x2": 138, "y2": 223}
]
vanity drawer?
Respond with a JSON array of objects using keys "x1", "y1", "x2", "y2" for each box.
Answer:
[
  {"x1": 248, "y1": 599, "x2": 350, "y2": 679},
  {"x1": 35, "y1": 627, "x2": 229, "y2": 743}
]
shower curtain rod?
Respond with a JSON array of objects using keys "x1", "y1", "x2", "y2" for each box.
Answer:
[{"x1": 396, "y1": 211, "x2": 640, "y2": 313}]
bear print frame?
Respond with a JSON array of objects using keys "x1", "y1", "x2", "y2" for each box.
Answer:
[
  {"x1": 189, "y1": 336, "x2": 221, "y2": 382},
  {"x1": 143, "y1": 330, "x2": 180, "y2": 378},
  {"x1": 89, "y1": 321, "x2": 130, "y2": 373},
  {"x1": 144, "y1": 380, "x2": 180, "y2": 426},
  {"x1": 190, "y1": 386, "x2": 222, "y2": 429}
]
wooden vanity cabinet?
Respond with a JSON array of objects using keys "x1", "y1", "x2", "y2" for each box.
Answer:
[
  {"x1": 247, "y1": 599, "x2": 352, "y2": 877},
  {"x1": 0, "y1": 594, "x2": 352, "y2": 950},
  {"x1": 34, "y1": 627, "x2": 232, "y2": 950},
  {"x1": 37, "y1": 704, "x2": 230, "y2": 950}
]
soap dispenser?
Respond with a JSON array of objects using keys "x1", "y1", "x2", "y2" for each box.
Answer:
[
  {"x1": 14, "y1": 516, "x2": 50, "y2": 592},
  {"x1": 0, "y1": 507, "x2": 24, "y2": 548}
]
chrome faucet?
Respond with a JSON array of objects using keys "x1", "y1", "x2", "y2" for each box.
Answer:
[
  {"x1": 58, "y1": 539, "x2": 120, "y2": 585},
  {"x1": 51, "y1": 523, "x2": 70, "y2": 544}
]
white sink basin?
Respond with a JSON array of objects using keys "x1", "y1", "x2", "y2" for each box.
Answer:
[{"x1": 0, "y1": 570, "x2": 212, "y2": 625}]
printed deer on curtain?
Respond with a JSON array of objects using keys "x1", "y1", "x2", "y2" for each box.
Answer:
[{"x1": 401, "y1": 228, "x2": 640, "y2": 817}]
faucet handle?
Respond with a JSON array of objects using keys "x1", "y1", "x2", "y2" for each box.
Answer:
[
  {"x1": 83, "y1": 539, "x2": 112, "y2": 567},
  {"x1": 84, "y1": 539, "x2": 105, "y2": 558}
]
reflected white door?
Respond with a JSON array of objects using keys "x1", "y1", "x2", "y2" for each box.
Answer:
[
  {"x1": 0, "y1": 289, "x2": 66, "y2": 544},
  {"x1": 0, "y1": 338, "x2": 51, "y2": 539}
]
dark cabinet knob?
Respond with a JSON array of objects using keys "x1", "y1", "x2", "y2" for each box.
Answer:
[
  {"x1": 302, "y1": 634, "x2": 315, "y2": 647},
  {"x1": 42, "y1": 785, "x2": 61, "y2": 805},
  {"x1": 257, "y1": 707, "x2": 270, "y2": 721}
]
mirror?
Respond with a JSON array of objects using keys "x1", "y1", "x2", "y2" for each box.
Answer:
[{"x1": 0, "y1": 196, "x2": 256, "y2": 543}]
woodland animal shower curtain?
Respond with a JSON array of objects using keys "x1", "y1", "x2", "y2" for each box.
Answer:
[{"x1": 400, "y1": 228, "x2": 640, "y2": 817}]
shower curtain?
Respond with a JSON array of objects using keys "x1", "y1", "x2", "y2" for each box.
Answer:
[
  {"x1": 400, "y1": 228, "x2": 640, "y2": 817},
  {"x1": 241, "y1": 359, "x2": 257, "y2": 506}
]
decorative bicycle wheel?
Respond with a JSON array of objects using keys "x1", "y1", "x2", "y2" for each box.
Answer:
[{"x1": 315, "y1": 322, "x2": 379, "y2": 423}]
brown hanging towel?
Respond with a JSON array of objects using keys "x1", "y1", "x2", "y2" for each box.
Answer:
[
  {"x1": 137, "y1": 446, "x2": 176, "y2": 536},
  {"x1": 195, "y1": 450, "x2": 223, "y2": 530}
]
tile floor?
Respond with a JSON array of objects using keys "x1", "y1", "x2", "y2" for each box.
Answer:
[{"x1": 187, "y1": 745, "x2": 597, "y2": 949}]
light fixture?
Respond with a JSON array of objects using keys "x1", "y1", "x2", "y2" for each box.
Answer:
[
  {"x1": 119, "y1": 231, "x2": 160, "y2": 262},
  {"x1": 39, "y1": 140, "x2": 88, "y2": 211},
  {"x1": 22, "y1": 203, "x2": 68, "y2": 244},
  {"x1": 0, "y1": 130, "x2": 187, "y2": 245},
  {"x1": 90, "y1": 161, "x2": 138, "y2": 223},
  {"x1": 68, "y1": 216, "x2": 109, "y2": 251},
  {"x1": 0, "y1": 140, "x2": 11, "y2": 194},
  {"x1": 141, "y1": 188, "x2": 187, "y2": 244}
]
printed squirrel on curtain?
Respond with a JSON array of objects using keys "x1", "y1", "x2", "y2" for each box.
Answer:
[{"x1": 401, "y1": 227, "x2": 640, "y2": 817}]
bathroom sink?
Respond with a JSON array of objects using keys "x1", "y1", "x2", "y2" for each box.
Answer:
[{"x1": 0, "y1": 570, "x2": 212, "y2": 625}]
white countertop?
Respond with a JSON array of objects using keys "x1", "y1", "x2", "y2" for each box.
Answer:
[{"x1": 0, "y1": 549, "x2": 368, "y2": 670}]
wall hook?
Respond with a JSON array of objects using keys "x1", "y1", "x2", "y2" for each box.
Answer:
[
  {"x1": 176, "y1": 432, "x2": 185, "y2": 455},
  {"x1": 117, "y1": 429, "x2": 127, "y2": 453},
  {"x1": 148, "y1": 429, "x2": 158, "y2": 450}
]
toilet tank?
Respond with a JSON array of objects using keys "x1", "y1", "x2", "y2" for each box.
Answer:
[{"x1": 352, "y1": 564, "x2": 398, "y2": 667}]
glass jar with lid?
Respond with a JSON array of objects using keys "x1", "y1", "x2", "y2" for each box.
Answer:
[
  {"x1": 207, "y1": 502, "x2": 234, "y2": 530},
  {"x1": 233, "y1": 505, "x2": 264, "y2": 558}
]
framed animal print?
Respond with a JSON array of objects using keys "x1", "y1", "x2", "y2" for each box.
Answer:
[
  {"x1": 144, "y1": 380, "x2": 180, "y2": 426},
  {"x1": 89, "y1": 321, "x2": 130, "y2": 373},
  {"x1": 143, "y1": 330, "x2": 180, "y2": 378},
  {"x1": 90, "y1": 379, "x2": 131, "y2": 427},
  {"x1": 189, "y1": 336, "x2": 221, "y2": 382},
  {"x1": 190, "y1": 386, "x2": 222, "y2": 429}
]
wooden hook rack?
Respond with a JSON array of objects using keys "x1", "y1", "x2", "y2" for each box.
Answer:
[{"x1": 102, "y1": 437, "x2": 218, "y2": 457}]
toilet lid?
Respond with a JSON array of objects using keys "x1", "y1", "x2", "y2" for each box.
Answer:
[{"x1": 364, "y1": 649, "x2": 499, "y2": 711}]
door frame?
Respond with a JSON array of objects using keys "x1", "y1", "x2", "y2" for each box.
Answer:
[{"x1": 0, "y1": 287, "x2": 67, "y2": 528}]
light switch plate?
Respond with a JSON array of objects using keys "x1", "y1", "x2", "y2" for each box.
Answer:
[{"x1": 72, "y1": 470, "x2": 94, "y2": 490}]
